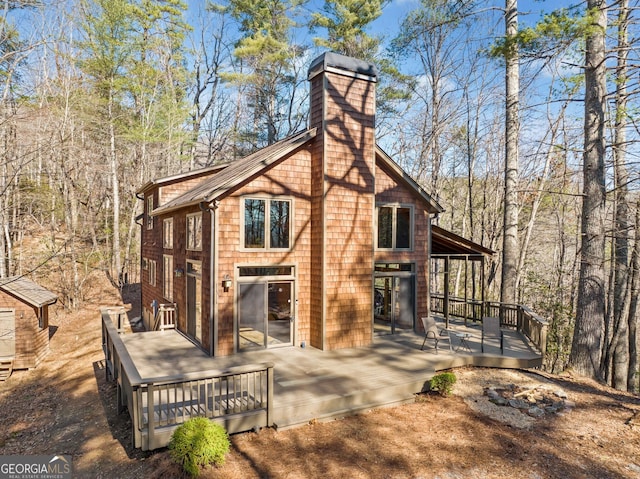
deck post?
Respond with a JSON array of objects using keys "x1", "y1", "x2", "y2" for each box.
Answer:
[
  {"x1": 266, "y1": 365, "x2": 274, "y2": 427},
  {"x1": 146, "y1": 384, "x2": 154, "y2": 451}
]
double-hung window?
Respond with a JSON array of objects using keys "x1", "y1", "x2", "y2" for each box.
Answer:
[
  {"x1": 186, "y1": 213, "x2": 202, "y2": 251},
  {"x1": 377, "y1": 204, "x2": 413, "y2": 250},
  {"x1": 243, "y1": 198, "x2": 291, "y2": 249}
]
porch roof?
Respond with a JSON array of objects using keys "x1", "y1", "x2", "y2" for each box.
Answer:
[
  {"x1": 431, "y1": 225, "x2": 495, "y2": 257},
  {"x1": 0, "y1": 276, "x2": 58, "y2": 308}
]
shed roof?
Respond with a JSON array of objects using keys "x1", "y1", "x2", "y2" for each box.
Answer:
[
  {"x1": 0, "y1": 276, "x2": 58, "y2": 308},
  {"x1": 431, "y1": 225, "x2": 495, "y2": 256}
]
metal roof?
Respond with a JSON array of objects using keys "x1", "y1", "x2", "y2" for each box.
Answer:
[
  {"x1": 136, "y1": 163, "x2": 229, "y2": 196},
  {"x1": 431, "y1": 225, "x2": 495, "y2": 256},
  {"x1": 0, "y1": 276, "x2": 58, "y2": 308},
  {"x1": 152, "y1": 128, "x2": 318, "y2": 216}
]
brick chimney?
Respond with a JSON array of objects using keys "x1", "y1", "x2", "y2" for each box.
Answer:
[{"x1": 307, "y1": 52, "x2": 377, "y2": 350}]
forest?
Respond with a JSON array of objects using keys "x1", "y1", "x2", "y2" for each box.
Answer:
[{"x1": 1, "y1": 0, "x2": 639, "y2": 391}]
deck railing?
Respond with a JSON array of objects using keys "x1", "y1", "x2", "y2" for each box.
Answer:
[
  {"x1": 430, "y1": 294, "x2": 548, "y2": 355},
  {"x1": 101, "y1": 308, "x2": 274, "y2": 451}
]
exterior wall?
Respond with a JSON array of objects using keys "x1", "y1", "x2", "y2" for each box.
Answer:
[
  {"x1": 309, "y1": 68, "x2": 376, "y2": 350},
  {"x1": 141, "y1": 188, "x2": 163, "y2": 330},
  {"x1": 374, "y1": 161, "x2": 432, "y2": 324},
  {"x1": 215, "y1": 148, "x2": 313, "y2": 355},
  {"x1": 0, "y1": 292, "x2": 49, "y2": 369}
]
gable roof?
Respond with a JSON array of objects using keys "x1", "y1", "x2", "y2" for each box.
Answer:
[
  {"x1": 153, "y1": 128, "x2": 318, "y2": 216},
  {"x1": 0, "y1": 276, "x2": 58, "y2": 308},
  {"x1": 375, "y1": 146, "x2": 444, "y2": 214},
  {"x1": 136, "y1": 163, "x2": 229, "y2": 196}
]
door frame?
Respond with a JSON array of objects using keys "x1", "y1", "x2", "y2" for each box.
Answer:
[
  {"x1": 0, "y1": 308, "x2": 16, "y2": 359},
  {"x1": 186, "y1": 259, "x2": 203, "y2": 345},
  {"x1": 235, "y1": 265, "x2": 296, "y2": 352},
  {"x1": 373, "y1": 263, "x2": 416, "y2": 335}
]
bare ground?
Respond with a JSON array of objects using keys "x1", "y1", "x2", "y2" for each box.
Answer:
[{"x1": 1, "y1": 273, "x2": 640, "y2": 478}]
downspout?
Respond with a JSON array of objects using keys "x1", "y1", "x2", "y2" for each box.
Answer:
[{"x1": 201, "y1": 200, "x2": 219, "y2": 356}]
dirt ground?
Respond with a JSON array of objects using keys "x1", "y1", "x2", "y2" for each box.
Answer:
[{"x1": 1, "y1": 273, "x2": 640, "y2": 478}]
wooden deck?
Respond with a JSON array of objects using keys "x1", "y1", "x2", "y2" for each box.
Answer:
[{"x1": 119, "y1": 318, "x2": 543, "y2": 432}]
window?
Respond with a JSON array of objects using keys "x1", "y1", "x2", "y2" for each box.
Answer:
[
  {"x1": 146, "y1": 196, "x2": 154, "y2": 229},
  {"x1": 243, "y1": 198, "x2": 290, "y2": 249},
  {"x1": 149, "y1": 259, "x2": 157, "y2": 287},
  {"x1": 163, "y1": 255, "x2": 173, "y2": 300},
  {"x1": 377, "y1": 205, "x2": 413, "y2": 250},
  {"x1": 163, "y1": 218, "x2": 173, "y2": 249},
  {"x1": 186, "y1": 213, "x2": 202, "y2": 250}
]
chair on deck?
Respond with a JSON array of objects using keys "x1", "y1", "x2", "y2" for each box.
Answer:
[
  {"x1": 481, "y1": 317, "x2": 504, "y2": 354},
  {"x1": 420, "y1": 316, "x2": 450, "y2": 353}
]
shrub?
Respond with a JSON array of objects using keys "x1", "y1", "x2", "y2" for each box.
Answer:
[
  {"x1": 429, "y1": 372, "x2": 457, "y2": 397},
  {"x1": 168, "y1": 417, "x2": 231, "y2": 477}
]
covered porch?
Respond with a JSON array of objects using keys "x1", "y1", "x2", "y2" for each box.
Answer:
[{"x1": 101, "y1": 307, "x2": 544, "y2": 451}]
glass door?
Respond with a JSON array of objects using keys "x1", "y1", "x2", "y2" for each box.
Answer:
[
  {"x1": 186, "y1": 261, "x2": 202, "y2": 344},
  {"x1": 238, "y1": 280, "x2": 293, "y2": 350},
  {"x1": 374, "y1": 267, "x2": 415, "y2": 334}
]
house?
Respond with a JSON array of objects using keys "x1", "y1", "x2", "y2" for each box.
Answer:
[
  {"x1": 137, "y1": 52, "x2": 452, "y2": 357},
  {"x1": 0, "y1": 276, "x2": 58, "y2": 376}
]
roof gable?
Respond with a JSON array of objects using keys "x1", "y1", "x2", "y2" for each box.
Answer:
[
  {"x1": 0, "y1": 277, "x2": 58, "y2": 308},
  {"x1": 375, "y1": 146, "x2": 444, "y2": 214}
]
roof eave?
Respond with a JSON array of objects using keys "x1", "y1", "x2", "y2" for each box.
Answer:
[{"x1": 375, "y1": 145, "x2": 445, "y2": 214}]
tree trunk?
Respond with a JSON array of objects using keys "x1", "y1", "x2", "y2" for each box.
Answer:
[
  {"x1": 609, "y1": 0, "x2": 630, "y2": 390},
  {"x1": 568, "y1": 0, "x2": 607, "y2": 381},
  {"x1": 501, "y1": 0, "x2": 519, "y2": 305}
]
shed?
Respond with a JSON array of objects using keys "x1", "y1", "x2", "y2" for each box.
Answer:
[{"x1": 0, "y1": 276, "x2": 58, "y2": 376}]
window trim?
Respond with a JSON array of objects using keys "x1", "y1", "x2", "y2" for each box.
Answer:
[
  {"x1": 186, "y1": 212, "x2": 203, "y2": 251},
  {"x1": 163, "y1": 217, "x2": 174, "y2": 249},
  {"x1": 148, "y1": 259, "x2": 157, "y2": 287},
  {"x1": 146, "y1": 196, "x2": 154, "y2": 230},
  {"x1": 375, "y1": 203, "x2": 414, "y2": 251},
  {"x1": 163, "y1": 254, "x2": 173, "y2": 301},
  {"x1": 241, "y1": 196, "x2": 293, "y2": 251}
]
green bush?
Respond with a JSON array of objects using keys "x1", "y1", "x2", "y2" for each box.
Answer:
[
  {"x1": 429, "y1": 372, "x2": 457, "y2": 397},
  {"x1": 168, "y1": 417, "x2": 231, "y2": 477}
]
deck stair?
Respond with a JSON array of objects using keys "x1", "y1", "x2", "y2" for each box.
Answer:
[{"x1": 0, "y1": 359, "x2": 13, "y2": 381}]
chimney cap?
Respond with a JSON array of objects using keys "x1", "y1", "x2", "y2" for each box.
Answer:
[{"x1": 308, "y1": 52, "x2": 377, "y2": 81}]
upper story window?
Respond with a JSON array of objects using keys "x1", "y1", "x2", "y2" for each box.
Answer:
[
  {"x1": 243, "y1": 198, "x2": 291, "y2": 250},
  {"x1": 186, "y1": 213, "x2": 202, "y2": 251},
  {"x1": 163, "y1": 218, "x2": 174, "y2": 249},
  {"x1": 146, "y1": 196, "x2": 154, "y2": 229},
  {"x1": 377, "y1": 205, "x2": 413, "y2": 250}
]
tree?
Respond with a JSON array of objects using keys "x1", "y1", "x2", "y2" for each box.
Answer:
[
  {"x1": 568, "y1": 0, "x2": 607, "y2": 380},
  {"x1": 218, "y1": 0, "x2": 305, "y2": 147},
  {"x1": 501, "y1": 0, "x2": 519, "y2": 306}
]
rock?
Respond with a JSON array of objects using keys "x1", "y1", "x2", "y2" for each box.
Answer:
[
  {"x1": 508, "y1": 399, "x2": 530, "y2": 409},
  {"x1": 554, "y1": 389, "x2": 568, "y2": 399},
  {"x1": 528, "y1": 406, "x2": 545, "y2": 417}
]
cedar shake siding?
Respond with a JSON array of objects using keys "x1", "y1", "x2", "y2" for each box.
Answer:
[
  {"x1": 138, "y1": 52, "x2": 443, "y2": 357},
  {"x1": 308, "y1": 53, "x2": 377, "y2": 350},
  {"x1": 0, "y1": 278, "x2": 57, "y2": 370}
]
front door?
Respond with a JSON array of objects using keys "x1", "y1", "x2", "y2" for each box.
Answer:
[
  {"x1": 238, "y1": 281, "x2": 293, "y2": 350},
  {"x1": 186, "y1": 260, "x2": 202, "y2": 344},
  {"x1": 0, "y1": 309, "x2": 15, "y2": 358}
]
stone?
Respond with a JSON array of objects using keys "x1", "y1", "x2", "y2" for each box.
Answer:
[
  {"x1": 554, "y1": 389, "x2": 568, "y2": 399},
  {"x1": 528, "y1": 406, "x2": 545, "y2": 417}
]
